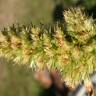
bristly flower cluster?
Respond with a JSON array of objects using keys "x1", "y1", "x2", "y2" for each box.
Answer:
[
  {"x1": 0, "y1": 8, "x2": 96, "y2": 86},
  {"x1": 64, "y1": 8, "x2": 96, "y2": 45}
]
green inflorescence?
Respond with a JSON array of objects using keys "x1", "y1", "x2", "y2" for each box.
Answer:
[{"x1": 0, "y1": 8, "x2": 96, "y2": 86}]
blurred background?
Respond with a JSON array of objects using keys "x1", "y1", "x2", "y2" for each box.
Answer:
[{"x1": 0, "y1": 0, "x2": 96, "y2": 28}]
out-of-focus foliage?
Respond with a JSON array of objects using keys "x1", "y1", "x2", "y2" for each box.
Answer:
[
  {"x1": 61, "y1": 0, "x2": 96, "y2": 8},
  {"x1": 0, "y1": 57, "x2": 44, "y2": 96},
  {"x1": 82, "y1": 0, "x2": 96, "y2": 9},
  {"x1": 0, "y1": 0, "x2": 54, "y2": 28}
]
